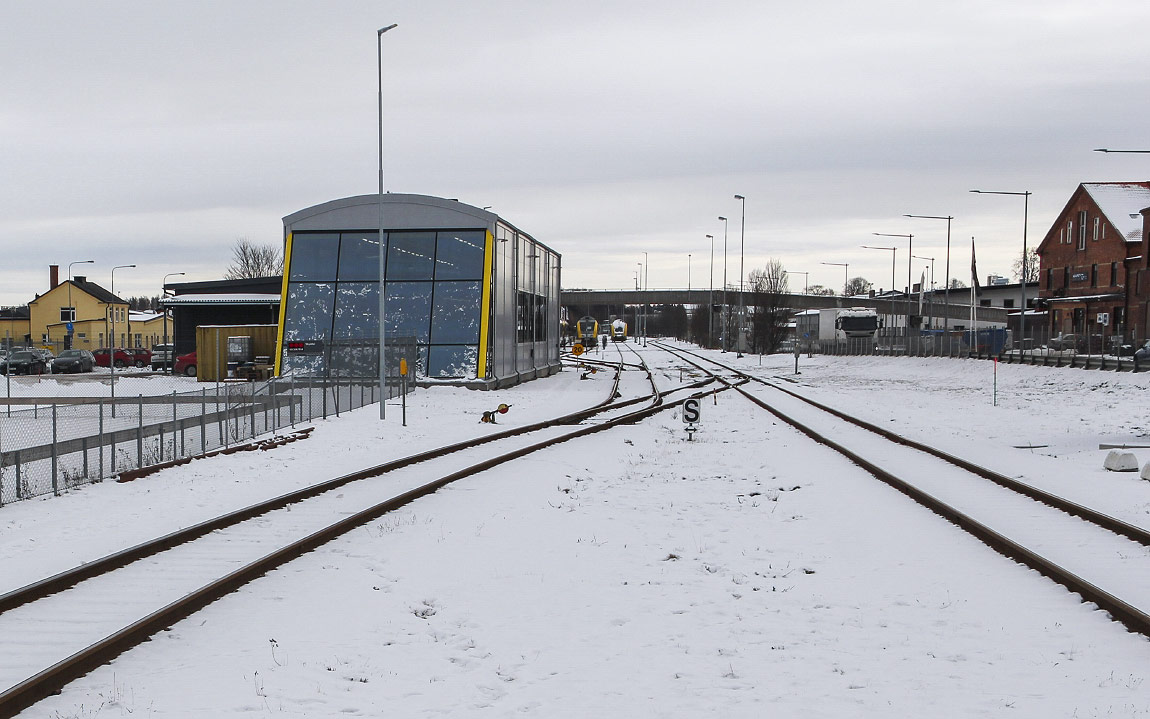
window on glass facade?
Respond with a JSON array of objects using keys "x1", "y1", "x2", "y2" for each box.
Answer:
[{"x1": 282, "y1": 229, "x2": 489, "y2": 378}]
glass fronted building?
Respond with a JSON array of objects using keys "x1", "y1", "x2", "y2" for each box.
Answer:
[{"x1": 276, "y1": 194, "x2": 561, "y2": 386}]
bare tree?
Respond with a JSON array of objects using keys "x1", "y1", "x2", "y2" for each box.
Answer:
[
  {"x1": 948, "y1": 278, "x2": 967, "y2": 290},
  {"x1": 1012, "y1": 247, "x2": 1040, "y2": 283},
  {"x1": 747, "y1": 259, "x2": 791, "y2": 354},
  {"x1": 224, "y1": 238, "x2": 283, "y2": 279},
  {"x1": 804, "y1": 284, "x2": 837, "y2": 296},
  {"x1": 844, "y1": 276, "x2": 873, "y2": 296}
]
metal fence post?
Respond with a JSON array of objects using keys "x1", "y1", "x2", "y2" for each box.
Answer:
[
  {"x1": 51, "y1": 404, "x2": 59, "y2": 496},
  {"x1": 15, "y1": 450, "x2": 21, "y2": 499},
  {"x1": 249, "y1": 385, "x2": 256, "y2": 441},
  {"x1": 137, "y1": 395, "x2": 144, "y2": 469},
  {"x1": 200, "y1": 388, "x2": 207, "y2": 454},
  {"x1": 269, "y1": 378, "x2": 276, "y2": 432},
  {"x1": 322, "y1": 377, "x2": 327, "y2": 419},
  {"x1": 98, "y1": 400, "x2": 105, "y2": 480},
  {"x1": 289, "y1": 374, "x2": 296, "y2": 427}
]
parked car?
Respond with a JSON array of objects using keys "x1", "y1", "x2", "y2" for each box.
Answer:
[
  {"x1": 51, "y1": 349, "x2": 96, "y2": 374},
  {"x1": 1047, "y1": 333, "x2": 1080, "y2": 352},
  {"x1": 151, "y1": 343, "x2": 174, "y2": 371},
  {"x1": 128, "y1": 347, "x2": 152, "y2": 368},
  {"x1": 93, "y1": 347, "x2": 137, "y2": 368},
  {"x1": 174, "y1": 350, "x2": 197, "y2": 377},
  {"x1": 1135, "y1": 341, "x2": 1150, "y2": 363},
  {"x1": 1, "y1": 350, "x2": 47, "y2": 375}
]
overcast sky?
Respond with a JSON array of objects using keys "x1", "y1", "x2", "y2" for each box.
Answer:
[{"x1": 3, "y1": 0, "x2": 1149, "y2": 305}]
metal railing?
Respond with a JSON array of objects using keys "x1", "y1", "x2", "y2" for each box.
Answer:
[{"x1": 0, "y1": 372, "x2": 406, "y2": 507}]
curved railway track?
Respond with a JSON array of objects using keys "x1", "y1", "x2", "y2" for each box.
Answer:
[
  {"x1": 652, "y1": 341, "x2": 1150, "y2": 638},
  {"x1": 0, "y1": 358, "x2": 722, "y2": 717}
]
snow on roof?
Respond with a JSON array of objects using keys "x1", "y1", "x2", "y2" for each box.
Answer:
[
  {"x1": 1082, "y1": 182, "x2": 1150, "y2": 243},
  {"x1": 129, "y1": 311, "x2": 163, "y2": 322},
  {"x1": 160, "y1": 293, "x2": 281, "y2": 305},
  {"x1": 837, "y1": 307, "x2": 877, "y2": 317}
]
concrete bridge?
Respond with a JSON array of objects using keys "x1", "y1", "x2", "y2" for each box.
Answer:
[{"x1": 560, "y1": 289, "x2": 1008, "y2": 324}]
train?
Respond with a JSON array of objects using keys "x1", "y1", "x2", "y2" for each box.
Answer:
[
  {"x1": 575, "y1": 316, "x2": 599, "y2": 347},
  {"x1": 610, "y1": 318, "x2": 628, "y2": 342}
]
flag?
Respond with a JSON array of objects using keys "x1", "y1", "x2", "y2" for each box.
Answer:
[
  {"x1": 918, "y1": 270, "x2": 925, "y2": 313},
  {"x1": 971, "y1": 237, "x2": 982, "y2": 296}
]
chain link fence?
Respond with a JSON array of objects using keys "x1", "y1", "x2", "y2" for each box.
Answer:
[{"x1": 0, "y1": 340, "x2": 418, "y2": 507}]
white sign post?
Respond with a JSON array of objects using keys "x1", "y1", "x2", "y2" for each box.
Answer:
[{"x1": 683, "y1": 397, "x2": 701, "y2": 441}]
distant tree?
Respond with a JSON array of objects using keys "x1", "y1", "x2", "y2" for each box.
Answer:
[
  {"x1": 127, "y1": 296, "x2": 161, "y2": 311},
  {"x1": 224, "y1": 238, "x2": 283, "y2": 279},
  {"x1": 804, "y1": 284, "x2": 837, "y2": 296},
  {"x1": 1012, "y1": 247, "x2": 1040, "y2": 283},
  {"x1": 747, "y1": 259, "x2": 791, "y2": 354},
  {"x1": 844, "y1": 276, "x2": 873, "y2": 296},
  {"x1": 948, "y1": 278, "x2": 967, "y2": 290},
  {"x1": 689, "y1": 301, "x2": 712, "y2": 348}
]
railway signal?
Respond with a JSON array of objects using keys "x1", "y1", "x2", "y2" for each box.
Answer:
[{"x1": 682, "y1": 397, "x2": 701, "y2": 441}]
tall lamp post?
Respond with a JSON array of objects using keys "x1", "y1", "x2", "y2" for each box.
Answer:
[
  {"x1": 873, "y1": 232, "x2": 913, "y2": 352},
  {"x1": 110, "y1": 264, "x2": 135, "y2": 417},
  {"x1": 970, "y1": 190, "x2": 1030, "y2": 353},
  {"x1": 783, "y1": 270, "x2": 808, "y2": 293},
  {"x1": 913, "y1": 254, "x2": 935, "y2": 329},
  {"x1": 66, "y1": 259, "x2": 94, "y2": 350},
  {"x1": 904, "y1": 214, "x2": 953, "y2": 335},
  {"x1": 718, "y1": 216, "x2": 728, "y2": 352},
  {"x1": 642, "y1": 251, "x2": 649, "y2": 346},
  {"x1": 861, "y1": 246, "x2": 896, "y2": 347},
  {"x1": 635, "y1": 262, "x2": 643, "y2": 343},
  {"x1": 820, "y1": 262, "x2": 849, "y2": 296},
  {"x1": 734, "y1": 194, "x2": 746, "y2": 357},
  {"x1": 377, "y1": 22, "x2": 398, "y2": 420},
  {"x1": 706, "y1": 234, "x2": 715, "y2": 348},
  {"x1": 162, "y1": 272, "x2": 185, "y2": 372}
]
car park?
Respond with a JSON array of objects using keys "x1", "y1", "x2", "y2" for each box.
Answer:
[
  {"x1": 51, "y1": 349, "x2": 96, "y2": 373},
  {"x1": 174, "y1": 350, "x2": 197, "y2": 377},
  {"x1": 1, "y1": 350, "x2": 47, "y2": 375},
  {"x1": 150, "y1": 343, "x2": 174, "y2": 371}
]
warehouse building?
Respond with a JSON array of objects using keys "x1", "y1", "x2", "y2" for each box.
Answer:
[{"x1": 277, "y1": 194, "x2": 561, "y2": 387}]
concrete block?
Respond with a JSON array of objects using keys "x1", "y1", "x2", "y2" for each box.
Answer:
[
  {"x1": 1141, "y1": 462, "x2": 1150, "y2": 481},
  {"x1": 1104, "y1": 450, "x2": 1139, "y2": 472}
]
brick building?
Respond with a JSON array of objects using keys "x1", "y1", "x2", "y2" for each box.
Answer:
[{"x1": 1036, "y1": 182, "x2": 1150, "y2": 348}]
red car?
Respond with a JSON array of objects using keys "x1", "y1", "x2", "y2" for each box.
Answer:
[
  {"x1": 174, "y1": 351, "x2": 197, "y2": 377},
  {"x1": 93, "y1": 347, "x2": 138, "y2": 368}
]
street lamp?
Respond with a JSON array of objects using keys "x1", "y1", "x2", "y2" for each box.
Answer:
[
  {"x1": 782, "y1": 270, "x2": 808, "y2": 293},
  {"x1": 706, "y1": 234, "x2": 714, "y2": 348},
  {"x1": 66, "y1": 260, "x2": 94, "y2": 350},
  {"x1": 377, "y1": 22, "x2": 398, "y2": 421},
  {"x1": 642, "y1": 251, "x2": 648, "y2": 346},
  {"x1": 861, "y1": 246, "x2": 895, "y2": 345},
  {"x1": 162, "y1": 272, "x2": 185, "y2": 372},
  {"x1": 110, "y1": 264, "x2": 135, "y2": 417},
  {"x1": 913, "y1": 255, "x2": 935, "y2": 329},
  {"x1": 636, "y1": 261, "x2": 643, "y2": 342},
  {"x1": 970, "y1": 190, "x2": 1031, "y2": 353},
  {"x1": 873, "y1": 232, "x2": 914, "y2": 350},
  {"x1": 904, "y1": 214, "x2": 953, "y2": 334},
  {"x1": 734, "y1": 194, "x2": 746, "y2": 357},
  {"x1": 719, "y1": 216, "x2": 728, "y2": 351},
  {"x1": 1094, "y1": 148, "x2": 1150, "y2": 153},
  {"x1": 820, "y1": 262, "x2": 849, "y2": 296}
]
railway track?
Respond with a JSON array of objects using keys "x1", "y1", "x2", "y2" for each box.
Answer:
[
  {"x1": 652, "y1": 341, "x2": 1150, "y2": 638},
  {"x1": 0, "y1": 359, "x2": 721, "y2": 717}
]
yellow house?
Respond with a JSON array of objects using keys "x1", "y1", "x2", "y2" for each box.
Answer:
[
  {"x1": 127, "y1": 311, "x2": 175, "y2": 348},
  {"x1": 29, "y1": 274, "x2": 130, "y2": 351}
]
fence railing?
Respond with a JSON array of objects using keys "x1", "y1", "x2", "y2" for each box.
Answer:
[{"x1": 0, "y1": 373, "x2": 403, "y2": 507}]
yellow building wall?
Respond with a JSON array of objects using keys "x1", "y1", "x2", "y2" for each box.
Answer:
[
  {"x1": 0, "y1": 318, "x2": 31, "y2": 347},
  {"x1": 128, "y1": 315, "x2": 174, "y2": 348},
  {"x1": 28, "y1": 282, "x2": 128, "y2": 349}
]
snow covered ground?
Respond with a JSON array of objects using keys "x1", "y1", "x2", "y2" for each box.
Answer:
[{"x1": 5, "y1": 343, "x2": 1150, "y2": 718}]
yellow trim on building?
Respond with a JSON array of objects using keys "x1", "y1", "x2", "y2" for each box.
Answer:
[
  {"x1": 274, "y1": 232, "x2": 293, "y2": 377},
  {"x1": 476, "y1": 230, "x2": 495, "y2": 379}
]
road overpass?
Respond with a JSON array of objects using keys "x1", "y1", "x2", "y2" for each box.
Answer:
[{"x1": 560, "y1": 289, "x2": 1008, "y2": 324}]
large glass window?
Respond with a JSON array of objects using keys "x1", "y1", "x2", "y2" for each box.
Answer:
[
  {"x1": 434, "y1": 231, "x2": 485, "y2": 280},
  {"x1": 289, "y1": 234, "x2": 340, "y2": 281},
  {"x1": 431, "y1": 281, "x2": 482, "y2": 344},
  {"x1": 333, "y1": 283, "x2": 379, "y2": 340},
  {"x1": 338, "y1": 233, "x2": 383, "y2": 281},
  {"x1": 385, "y1": 282, "x2": 434, "y2": 343},
  {"x1": 387, "y1": 232, "x2": 436, "y2": 280},
  {"x1": 283, "y1": 283, "x2": 336, "y2": 341},
  {"x1": 429, "y1": 345, "x2": 478, "y2": 377}
]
